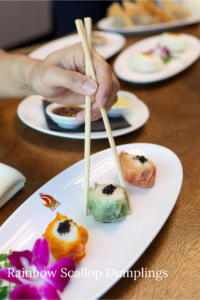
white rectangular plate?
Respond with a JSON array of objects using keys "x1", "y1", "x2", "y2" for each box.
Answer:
[{"x1": 0, "y1": 143, "x2": 183, "y2": 299}]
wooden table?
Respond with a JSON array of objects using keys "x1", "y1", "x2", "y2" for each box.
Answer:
[{"x1": 1, "y1": 24, "x2": 200, "y2": 299}]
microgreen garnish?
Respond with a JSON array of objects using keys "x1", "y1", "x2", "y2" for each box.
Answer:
[
  {"x1": 148, "y1": 44, "x2": 178, "y2": 64},
  {"x1": 0, "y1": 250, "x2": 13, "y2": 300}
]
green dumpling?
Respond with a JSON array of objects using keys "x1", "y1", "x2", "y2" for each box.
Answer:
[{"x1": 88, "y1": 183, "x2": 128, "y2": 223}]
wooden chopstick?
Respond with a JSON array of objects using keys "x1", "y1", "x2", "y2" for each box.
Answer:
[
  {"x1": 83, "y1": 17, "x2": 92, "y2": 215},
  {"x1": 75, "y1": 19, "x2": 132, "y2": 213},
  {"x1": 75, "y1": 20, "x2": 96, "y2": 79}
]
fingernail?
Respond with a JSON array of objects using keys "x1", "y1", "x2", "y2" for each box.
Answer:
[
  {"x1": 76, "y1": 114, "x2": 84, "y2": 123},
  {"x1": 82, "y1": 80, "x2": 97, "y2": 95},
  {"x1": 100, "y1": 96, "x2": 108, "y2": 108}
]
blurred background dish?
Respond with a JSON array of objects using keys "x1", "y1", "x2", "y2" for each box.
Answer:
[
  {"x1": 97, "y1": 14, "x2": 200, "y2": 35},
  {"x1": 113, "y1": 33, "x2": 200, "y2": 83},
  {"x1": 17, "y1": 95, "x2": 149, "y2": 140},
  {"x1": 29, "y1": 31, "x2": 126, "y2": 61},
  {"x1": 180, "y1": 0, "x2": 200, "y2": 15},
  {"x1": 97, "y1": 0, "x2": 200, "y2": 35}
]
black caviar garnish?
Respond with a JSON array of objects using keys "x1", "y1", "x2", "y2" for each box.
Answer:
[
  {"x1": 102, "y1": 184, "x2": 117, "y2": 195},
  {"x1": 133, "y1": 155, "x2": 148, "y2": 163},
  {"x1": 57, "y1": 220, "x2": 71, "y2": 235}
]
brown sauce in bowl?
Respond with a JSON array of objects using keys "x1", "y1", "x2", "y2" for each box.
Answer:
[{"x1": 52, "y1": 106, "x2": 84, "y2": 117}]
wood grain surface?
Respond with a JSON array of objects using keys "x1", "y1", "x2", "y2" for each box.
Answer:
[{"x1": 0, "y1": 24, "x2": 200, "y2": 299}]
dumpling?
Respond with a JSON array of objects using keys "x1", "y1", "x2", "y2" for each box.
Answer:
[
  {"x1": 119, "y1": 151, "x2": 156, "y2": 188},
  {"x1": 159, "y1": 32, "x2": 186, "y2": 52},
  {"x1": 129, "y1": 52, "x2": 164, "y2": 73},
  {"x1": 91, "y1": 35, "x2": 108, "y2": 46},
  {"x1": 88, "y1": 183, "x2": 128, "y2": 223},
  {"x1": 43, "y1": 213, "x2": 88, "y2": 263},
  {"x1": 107, "y1": 2, "x2": 135, "y2": 27}
]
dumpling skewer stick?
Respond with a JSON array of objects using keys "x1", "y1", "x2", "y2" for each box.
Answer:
[
  {"x1": 83, "y1": 17, "x2": 92, "y2": 216},
  {"x1": 75, "y1": 18, "x2": 132, "y2": 213}
]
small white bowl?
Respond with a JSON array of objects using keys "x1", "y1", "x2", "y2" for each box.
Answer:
[
  {"x1": 46, "y1": 103, "x2": 84, "y2": 129},
  {"x1": 107, "y1": 90, "x2": 137, "y2": 118}
]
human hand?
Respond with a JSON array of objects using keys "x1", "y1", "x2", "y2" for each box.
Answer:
[{"x1": 29, "y1": 43, "x2": 120, "y2": 122}]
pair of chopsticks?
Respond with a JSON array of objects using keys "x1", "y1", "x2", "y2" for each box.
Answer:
[{"x1": 75, "y1": 18, "x2": 132, "y2": 215}]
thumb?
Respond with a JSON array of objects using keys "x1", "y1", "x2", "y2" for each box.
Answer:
[{"x1": 44, "y1": 65, "x2": 97, "y2": 96}]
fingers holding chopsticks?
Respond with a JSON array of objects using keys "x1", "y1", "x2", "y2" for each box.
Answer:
[
  {"x1": 91, "y1": 94, "x2": 118, "y2": 121},
  {"x1": 46, "y1": 41, "x2": 120, "y2": 106},
  {"x1": 92, "y1": 54, "x2": 120, "y2": 110},
  {"x1": 71, "y1": 42, "x2": 120, "y2": 114},
  {"x1": 76, "y1": 94, "x2": 118, "y2": 122},
  {"x1": 30, "y1": 41, "x2": 120, "y2": 121},
  {"x1": 76, "y1": 47, "x2": 120, "y2": 122}
]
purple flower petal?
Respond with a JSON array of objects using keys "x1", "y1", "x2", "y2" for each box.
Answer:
[
  {"x1": 32, "y1": 258, "x2": 45, "y2": 273},
  {"x1": 40, "y1": 282, "x2": 61, "y2": 300},
  {"x1": 0, "y1": 268, "x2": 22, "y2": 285},
  {"x1": 10, "y1": 284, "x2": 41, "y2": 300},
  {"x1": 8, "y1": 250, "x2": 33, "y2": 270},
  {"x1": 161, "y1": 47, "x2": 168, "y2": 58},
  {"x1": 33, "y1": 238, "x2": 49, "y2": 267},
  {"x1": 148, "y1": 44, "x2": 171, "y2": 59},
  {"x1": 44, "y1": 257, "x2": 76, "y2": 292},
  {"x1": 2, "y1": 238, "x2": 75, "y2": 300}
]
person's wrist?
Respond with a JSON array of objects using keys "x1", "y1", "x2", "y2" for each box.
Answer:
[{"x1": 16, "y1": 55, "x2": 41, "y2": 96}]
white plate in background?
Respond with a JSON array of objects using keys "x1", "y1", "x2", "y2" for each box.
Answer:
[
  {"x1": 113, "y1": 34, "x2": 200, "y2": 83},
  {"x1": 97, "y1": 15, "x2": 200, "y2": 35},
  {"x1": 17, "y1": 95, "x2": 149, "y2": 140},
  {"x1": 0, "y1": 143, "x2": 183, "y2": 299},
  {"x1": 29, "y1": 31, "x2": 126, "y2": 61}
]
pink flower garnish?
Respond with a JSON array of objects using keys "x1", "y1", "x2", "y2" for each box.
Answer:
[
  {"x1": 0, "y1": 238, "x2": 76, "y2": 300},
  {"x1": 149, "y1": 44, "x2": 171, "y2": 58}
]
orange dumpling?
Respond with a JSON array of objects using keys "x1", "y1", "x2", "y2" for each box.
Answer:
[{"x1": 43, "y1": 212, "x2": 88, "y2": 263}]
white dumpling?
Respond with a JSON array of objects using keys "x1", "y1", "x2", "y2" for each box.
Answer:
[
  {"x1": 159, "y1": 32, "x2": 186, "y2": 52},
  {"x1": 129, "y1": 52, "x2": 164, "y2": 73}
]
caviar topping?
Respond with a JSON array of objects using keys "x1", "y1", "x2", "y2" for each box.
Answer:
[
  {"x1": 133, "y1": 155, "x2": 148, "y2": 163},
  {"x1": 102, "y1": 184, "x2": 117, "y2": 195},
  {"x1": 57, "y1": 220, "x2": 71, "y2": 235}
]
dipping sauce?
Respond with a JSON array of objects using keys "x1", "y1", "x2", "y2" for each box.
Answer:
[
  {"x1": 52, "y1": 106, "x2": 84, "y2": 117},
  {"x1": 113, "y1": 97, "x2": 132, "y2": 108}
]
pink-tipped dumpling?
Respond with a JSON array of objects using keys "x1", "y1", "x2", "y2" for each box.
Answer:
[{"x1": 119, "y1": 151, "x2": 156, "y2": 188}]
